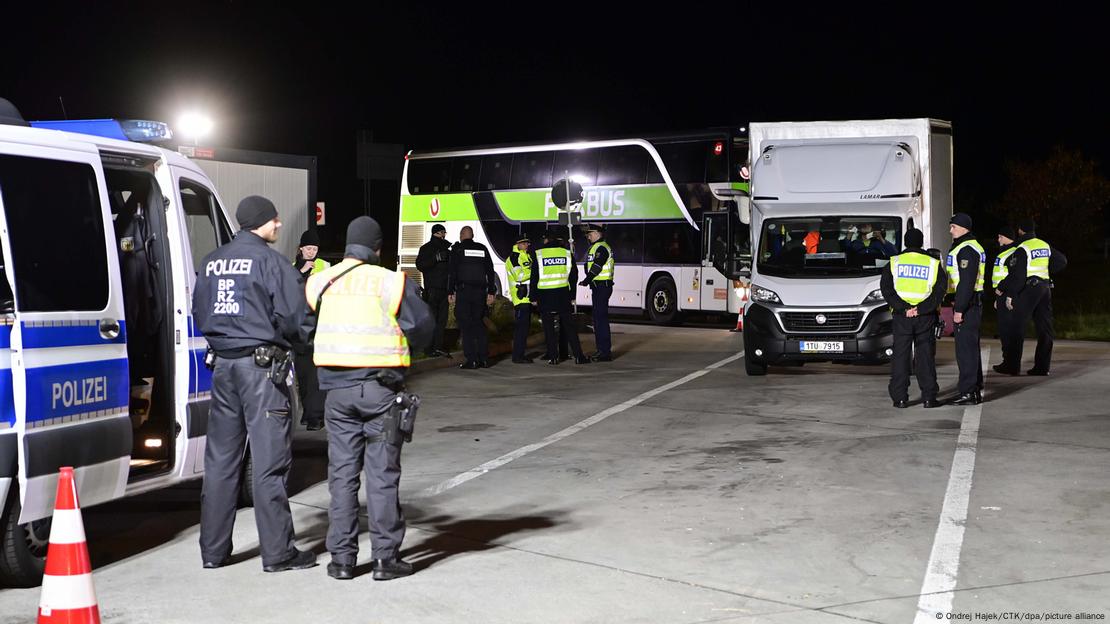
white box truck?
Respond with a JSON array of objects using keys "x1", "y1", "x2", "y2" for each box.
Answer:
[{"x1": 742, "y1": 119, "x2": 953, "y2": 375}]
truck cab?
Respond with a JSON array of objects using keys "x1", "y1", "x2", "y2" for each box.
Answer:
[{"x1": 742, "y1": 119, "x2": 953, "y2": 375}]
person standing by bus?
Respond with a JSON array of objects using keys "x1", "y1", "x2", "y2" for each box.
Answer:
[
  {"x1": 416, "y1": 224, "x2": 452, "y2": 357},
  {"x1": 532, "y1": 229, "x2": 590, "y2": 366},
  {"x1": 506, "y1": 235, "x2": 534, "y2": 363},
  {"x1": 991, "y1": 225, "x2": 1019, "y2": 371},
  {"x1": 947, "y1": 213, "x2": 986, "y2": 405},
  {"x1": 192, "y1": 196, "x2": 317, "y2": 573},
  {"x1": 580, "y1": 223, "x2": 614, "y2": 361},
  {"x1": 448, "y1": 226, "x2": 497, "y2": 369}
]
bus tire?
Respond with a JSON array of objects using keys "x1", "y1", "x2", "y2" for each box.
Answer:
[
  {"x1": 646, "y1": 275, "x2": 680, "y2": 325},
  {"x1": 0, "y1": 487, "x2": 49, "y2": 587},
  {"x1": 237, "y1": 451, "x2": 254, "y2": 508}
]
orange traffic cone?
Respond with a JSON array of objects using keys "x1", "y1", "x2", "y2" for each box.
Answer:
[
  {"x1": 37, "y1": 467, "x2": 100, "y2": 624},
  {"x1": 732, "y1": 312, "x2": 744, "y2": 332}
]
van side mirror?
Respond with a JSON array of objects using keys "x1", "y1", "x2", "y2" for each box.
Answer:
[{"x1": 736, "y1": 196, "x2": 751, "y2": 225}]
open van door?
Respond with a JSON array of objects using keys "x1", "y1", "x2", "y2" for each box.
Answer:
[{"x1": 0, "y1": 140, "x2": 132, "y2": 584}]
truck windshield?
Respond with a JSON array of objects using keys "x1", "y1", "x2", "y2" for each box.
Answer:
[{"x1": 757, "y1": 216, "x2": 902, "y2": 277}]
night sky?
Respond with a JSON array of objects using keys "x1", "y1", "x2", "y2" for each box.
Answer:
[{"x1": 3, "y1": 3, "x2": 1106, "y2": 244}]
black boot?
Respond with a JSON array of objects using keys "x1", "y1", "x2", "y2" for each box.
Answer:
[{"x1": 372, "y1": 558, "x2": 414, "y2": 581}]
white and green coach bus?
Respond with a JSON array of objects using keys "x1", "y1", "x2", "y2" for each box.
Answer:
[{"x1": 397, "y1": 129, "x2": 752, "y2": 323}]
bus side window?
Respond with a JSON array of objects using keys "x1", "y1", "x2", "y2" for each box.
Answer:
[
  {"x1": 180, "y1": 180, "x2": 232, "y2": 272},
  {"x1": 479, "y1": 155, "x2": 512, "y2": 191},
  {"x1": 597, "y1": 146, "x2": 648, "y2": 186},
  {"x1": 510, "y1": 152, "x2": 553, "y2": 190},
  {"x1": 553, "y1": 149, "x2": 598, "y2": 186},
  {"x1": 451, "y1": 157, "x2": 481, "y2": 192},
  {"x1": 647, "y1": 142, "x2": 707, "y2": 185}
]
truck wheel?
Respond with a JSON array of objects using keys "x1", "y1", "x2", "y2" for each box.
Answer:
[
  {"x1": 744, "y1": 350, "x2": 768, "y2": 376},
  {"x1": 646, "y1": 275, "x2": 680, "y2": 325},
  {"x1": 0, "y1": 488, "x2": 49, "y2": 587},
  {"x1": 237, "y1": 451, "x2": 254, "y2": 508}
]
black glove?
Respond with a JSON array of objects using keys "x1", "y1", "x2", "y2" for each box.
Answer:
[
  {"x1": 516, "y1": 284, "x2": 527, "y2": 299},
  {"x1": 578, "y1": 278, "x2": 591, "y2": 287}
]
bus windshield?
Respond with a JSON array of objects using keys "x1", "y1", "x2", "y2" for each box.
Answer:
[{"x1": 758, "y1": 216, "x2": 902, "y2": 278}]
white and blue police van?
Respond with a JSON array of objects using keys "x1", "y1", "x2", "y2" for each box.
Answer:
[{"x1": 0, "y1": 102, "x2": 236, "y2": 586}]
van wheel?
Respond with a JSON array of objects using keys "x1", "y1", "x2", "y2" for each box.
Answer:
[
  {"x1": 647, "y1": 276, "x2": 680, "y2": 325},
  {"x1": 237, "y1": 452, "x2": 254, "y2": 508},
  {"x1": 744, "y1": 350, "x2": 768, "y2": 376},
  {"x1": 0, "y1": 489, "x2": 49, "y2": 587}
]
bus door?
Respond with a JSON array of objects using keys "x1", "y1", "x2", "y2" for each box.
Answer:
[
  {"x1": 699, "y1": 213, "x2": 730, "y2": 311},
  {"x1": 0, "y1": 144, "x2": 132, "y2": 524}
]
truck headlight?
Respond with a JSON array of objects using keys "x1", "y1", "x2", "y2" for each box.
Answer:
[
  {"x1": 751, "y1": 285, "x2": 781, "y2": 303},
  {"x1": 862, "y1": 289, "x2": 885, "y2": 304}
]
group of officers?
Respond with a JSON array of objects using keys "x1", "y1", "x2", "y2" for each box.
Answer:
[
  {"x1": 882, "y1": 212, "x2": 1066, "y2": 408},
  {"x1": 416, "y1": 223, "x2": 615, "y2": 368},
  {"x1": 190, "y1": 195, "x2": 618, "y2": 582}
]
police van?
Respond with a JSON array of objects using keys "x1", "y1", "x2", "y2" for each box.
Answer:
[{"x1": 0, "y1": 101, "x2": 236, "y2": 586}]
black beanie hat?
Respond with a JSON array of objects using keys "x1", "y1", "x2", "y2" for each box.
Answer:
[
  {"x1": 236, "y1": 196, "x2": 279, "y2": 231},
  {"x1": 431, "y1": 223, "x2": 446, "y2": 234},
  {"x1": 1018, "y1": 217, "x2": 1037, "y2": 234},
  {"x1": 346, "y1": 216, "x2": 383, "y2": 251},
  {"x1": 904, "y1": 228, "x2": 924, "y2": 249},
  {"x1": 949, "y1": 212, "x2": 973, "y2": 230},
  {"x1": 299, "y1": 229, "x2": 320, "y2": 247},
  {"x1": 998, "y1": 224, "x2": 1017, "y2": 241}
]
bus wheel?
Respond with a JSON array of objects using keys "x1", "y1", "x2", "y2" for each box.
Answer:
[
  {"x1": 0, "y1": 488, "x2": 49, "y2": 587},
  {"x1": 647, "y1": 275, "x2": 680, "y2": 325},
  {"x1": 237, "y1": 451, "x2": 254, "y2": 508}
]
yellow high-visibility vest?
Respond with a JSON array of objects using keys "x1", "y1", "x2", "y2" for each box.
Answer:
[
  {"x1": 307, "y1": 259, "x2": 410, "y2": 368},
  {"x1": 890, "y1": 251, "x2": 941, "y2": 305}
]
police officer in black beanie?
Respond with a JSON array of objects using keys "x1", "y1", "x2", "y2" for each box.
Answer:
[
  {"x1": 416, "y1": 223, "x2": 452, "y2": 357},
  {"x1": 947, "y1": 213, "x2": 986, "y2": 405},
  {"x1": 305, "y1": 216, "x2": 432, "y2": 581},
  {"x1": 192, "y1": 195, "x2": 317, "y2": 573}
]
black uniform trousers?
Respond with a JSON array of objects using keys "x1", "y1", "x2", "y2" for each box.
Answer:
[
  {"x1": 1007, "y1": 280, "x2": 1054, "y2": 373},
  {"x1": 454, "y1": 286, "x2": 489, "y2": 364},
  {"x1": 591, "y1": 282, "x2": 613, "y2": 357},
  {"x1": 537, "y1": 290, "x2": 584, "y2": 360},
  {"x1": 201, "y1": 356, "x2": 297, "y2": 567},
  {"x1": 513, "y1": 302, "x2": 532, "y2": 360},
  {"x1": 423, "y1": 287, "x2": 450, "y2": 353},
  {"x1": 996, "y1": 300, "x2": 1017, "y2": 368},
  {"x1": 324, "y1": 382, "x2": 405, "y2": 564},
  {"x1": 294, "y1": 349, "x2": 326, "y2": 426},
  {"x1": 954, "y1": 302, "x2": 984, "y2": 395},
  {"x1": 889, "y1": 313, "x2": 940, "y2": 402}
]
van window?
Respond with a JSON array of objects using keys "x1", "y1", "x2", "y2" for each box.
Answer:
[
  {"x1": 0, "y1": 246, "x2": 13, "y2": 313},
  {"x1": 0, "y1": 155, "x2": 110, "y2": 312},
  {"x1": 179, "y1": 179, "x2": 232, "y2": 271}
]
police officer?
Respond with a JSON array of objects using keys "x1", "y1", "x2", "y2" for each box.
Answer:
[
  {"x1": 191, "y1": 195, "x2": 316, "y2": 573},
  {"x1": 947, "y1": 213, "x2": 986, "y2": 405},
  {"x1": 995, "y1": 218, "x2": 1067, "y2": 376},
  {"x1": 991, "y1": 225, "x2": 1019, "y2": 372},
  {"x1": 881, "y1": 228, "x2": 947, "y2": 408},
  {"x1": 294, "y1": 229, "x2": 330, "y2": 277},
  {"x1": 506, "y1": 235, "x2": 534, "y2": 363},
  {"x1": 580, "y1": 223, "x2": 614, "y2": 362},
  {"x1": 531, "y1": 229, "x2": 590, "y2": 365},
  {"x1": 307, "y1": 216, "x2": 433, "y2": 581},
  {"x1": 415, "y1": 224, "x2": 452, "y2": 357},
  {"x1": 448, "y1": 226, "x2": 497, "y2": 369},
  {"x1": 292, "y1": 229, "x2": 330, "y2": 431}
]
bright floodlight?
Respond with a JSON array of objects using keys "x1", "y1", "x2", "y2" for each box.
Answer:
[{"x1": 177, "y1": 113, "x2": 213, "y2": 142}]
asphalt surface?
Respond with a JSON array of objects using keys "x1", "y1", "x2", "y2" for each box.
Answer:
[{"x1": 1, "y1": 324, "x2": 1107, "y2": 623}]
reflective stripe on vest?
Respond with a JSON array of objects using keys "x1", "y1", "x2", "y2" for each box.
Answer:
[
  {"x1": 307, "y1": 261, "x2": 410, "y2": 368},
  {"x1": 992, "y1": 246, "x2": 1017, "y2": 288},
  {"x1": 890, "y1": 252, "x2": 940, "y2": 305},
  {"x1": 536, "y1": 247, "x2": 571, "y2": 290},
  {"x1": 505, "y1": 249, "x2": 532, "y2": 305},
  {"x1": 1019, "y1": 238, "x2": 1051, "y2": 280},
  {"x1": 947, "y1": 239, "x2": 986, "y2": 293},
  {"x1": 586, "y1": 240, "x2": 614, "y2": 281}
]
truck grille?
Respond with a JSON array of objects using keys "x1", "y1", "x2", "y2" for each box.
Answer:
[{"x1": 780, "y1": 311, "x2": 862, "y2": 332}]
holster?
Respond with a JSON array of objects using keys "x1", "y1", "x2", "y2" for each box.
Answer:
[
  {"x1": 259, "y1": 346, "x2": 300, "y2": 422},
  {"x1": 383, "y1": 391, "x2": 421, "y2": 447}
]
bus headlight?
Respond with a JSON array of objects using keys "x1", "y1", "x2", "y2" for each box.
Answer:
[
  {"x1": 750, "y1": 285, "x2": 781, "y2": 303},
  {"x1": 862, "y1": 289, "x2": 885, "y2": 304}
]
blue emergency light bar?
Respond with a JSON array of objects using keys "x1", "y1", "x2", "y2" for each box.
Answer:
[{"x1": 30, "y1": 119, "x2": 173, "y2": 143}]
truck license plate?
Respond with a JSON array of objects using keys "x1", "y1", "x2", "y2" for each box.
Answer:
[{"x1": 800, "y1": 341, "x2": 844, "y2": 353}]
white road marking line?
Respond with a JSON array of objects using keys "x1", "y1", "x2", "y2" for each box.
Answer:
[
  {"x1": 417, "y1": 351, "x2": 744, "y2": 498},
  {"x1": 914, "y1": 346, "x2": 991, "y2": 623}
]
